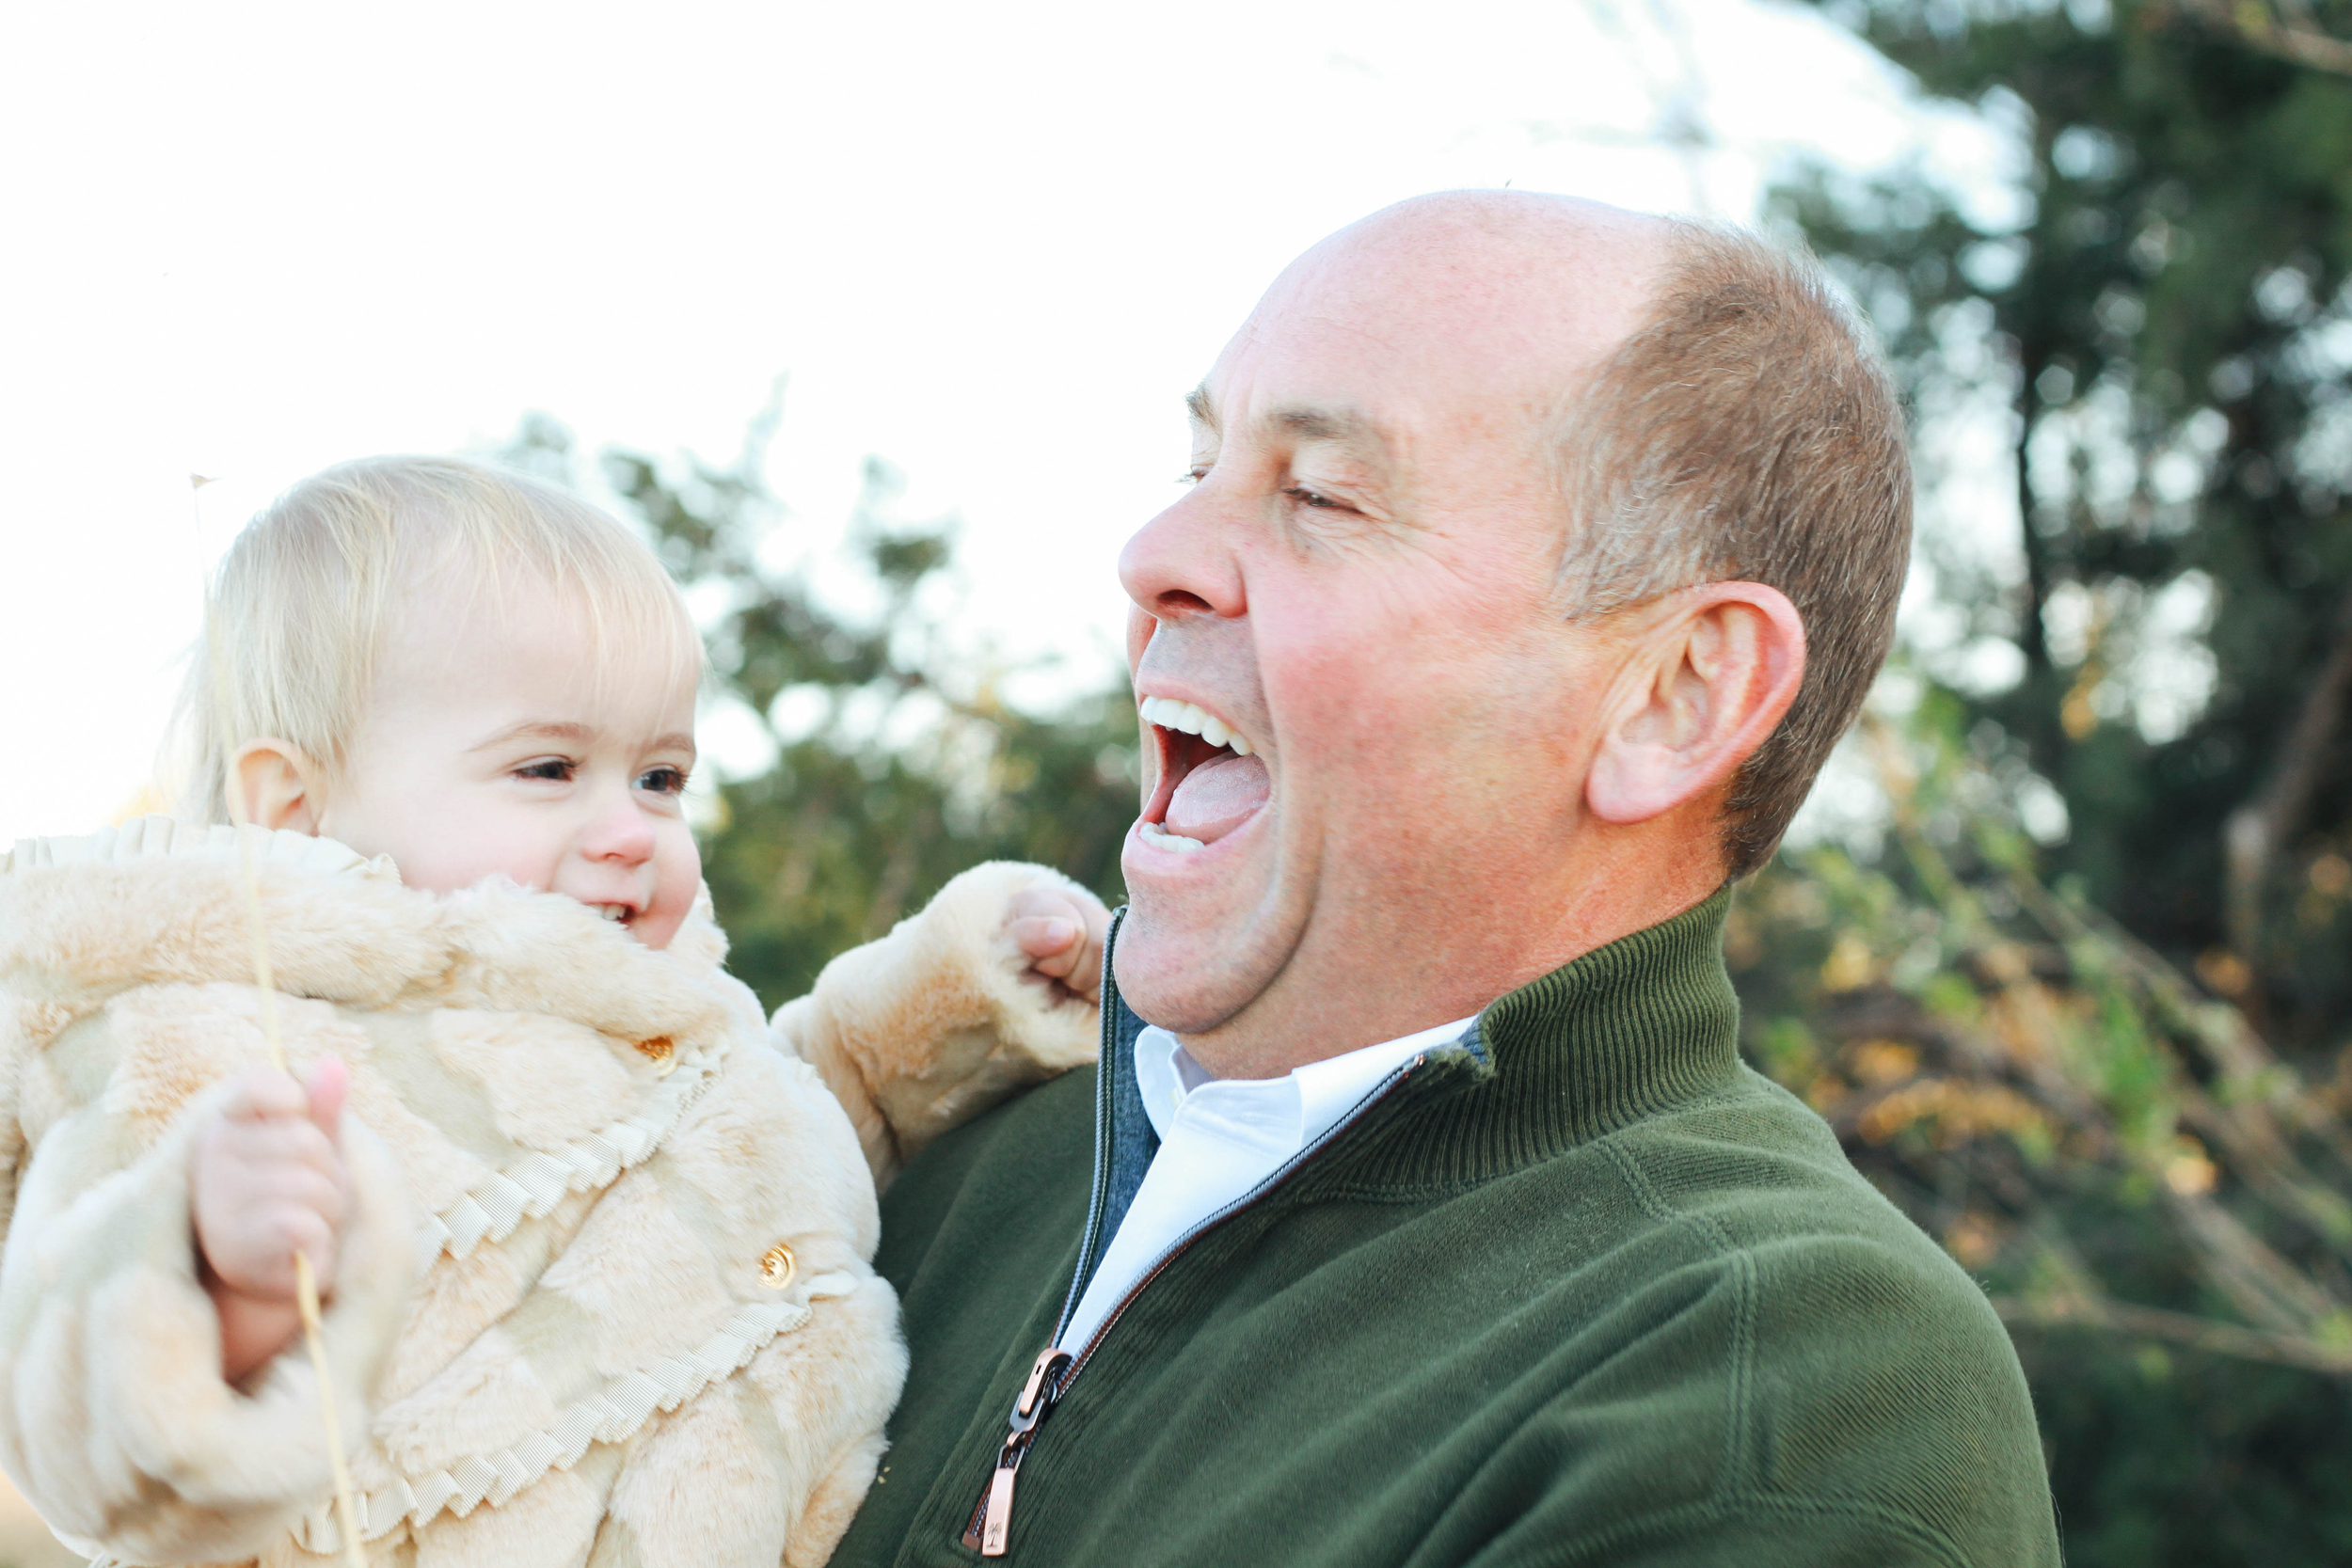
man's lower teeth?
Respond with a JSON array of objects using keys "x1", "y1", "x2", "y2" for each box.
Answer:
[{"x1": 1141, "y1": 823, "x2": 1205, "y2": 853}]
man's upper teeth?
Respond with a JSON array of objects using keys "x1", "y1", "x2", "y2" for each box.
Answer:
[{"x1": 1139, "y1": 696, "x2": 1252, "y2": 755}]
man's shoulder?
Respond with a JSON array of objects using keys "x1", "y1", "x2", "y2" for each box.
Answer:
[
  {"x1": 1594, "y1": 1065, "x2": 2000, "y2": 1321},
  {"x1": 1561, "y1": 1064, "x2": 2030, "y2": 1419},
  {"x1": 1502, "y1": 1066, "x2": 2057, "y2": 1564}
]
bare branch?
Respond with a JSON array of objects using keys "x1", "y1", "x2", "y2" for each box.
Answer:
[
  {"x1": 2223, "y1": 583, "x2": 2352, "y2": 959},
  {"x1": 2165, "y1": 0, "x2": 2352, "y2": 79},
  {"x1": 1994, "y1": 1293, "x2": 2352, "y2": 1376}
]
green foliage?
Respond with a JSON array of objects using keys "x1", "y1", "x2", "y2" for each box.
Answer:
[
  {"x1": 1778, "y1": 0, "x2": 2352, "y2": 1053},
  {"x1": 501, "y1": 415, "x2": 1137, "y2": 1013},
  {"x1": 1766, "y1": 19, "x2": 2352, "y2": 1550}
]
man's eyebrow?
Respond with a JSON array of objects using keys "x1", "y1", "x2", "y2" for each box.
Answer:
[
  {"x1": 1185, "y1": 385, "x2": 1217, "y2": 429},
  {"x1": 1273, "y1": 404, "x2": 1367, "y2": 444},
  {"x1": 1269, "y1": 404, "x2": 1389, "y2": 459}
]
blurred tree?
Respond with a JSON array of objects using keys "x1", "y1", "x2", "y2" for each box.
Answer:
[
  {"x1": 501, "y1": 414, "x2": 1138, "y2": 1012},
  {"x1": 1771, "y1": 3, "x2": 2352, "y2": 1559},
  {"x1": 1778, "y1": 0, "x2": 2352, "y2": 1052}
]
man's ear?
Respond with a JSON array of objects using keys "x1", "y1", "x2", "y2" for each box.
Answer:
[
  {"x1": 229, "y1": 739, "x2": 328, "y2": 833},
  {"x1": 1585, "y1": 582, "x2": 1805, "y2": 827}
]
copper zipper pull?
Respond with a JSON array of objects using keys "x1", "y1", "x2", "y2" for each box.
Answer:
[
  {"x1": 979, "y1": 1447, "x2": 1023, "y2": 1555},
  {"x1": 968, "y1": 1348, "x2": 1073, "y2": 1557}
]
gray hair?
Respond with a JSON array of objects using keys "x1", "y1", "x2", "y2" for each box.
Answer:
[{"x1": 1557, "y1": 221, "x2": 1912, "y2": 877}]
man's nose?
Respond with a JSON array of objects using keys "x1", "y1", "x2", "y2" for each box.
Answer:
[
  {"x1": 1120, "y1": 484, "x2": 1246, "y2": 625},
  {"x1": 580, "y1": 788, "x2": 658, "y2": 865}
]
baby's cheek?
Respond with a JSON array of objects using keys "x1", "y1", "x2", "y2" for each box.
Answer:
[
  {"x1": 634, "y1": 845, "x2": 702, "y2": 949},
  {"x1": 389, "y1": 817, "x2": 558, "y2": 898}
]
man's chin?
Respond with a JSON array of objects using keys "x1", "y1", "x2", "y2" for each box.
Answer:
[{"x1": 1112, "y1": 824, "x2": 1293, "y2": 1034}]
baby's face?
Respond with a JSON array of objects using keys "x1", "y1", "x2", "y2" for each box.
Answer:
[{"x1": 314, "y1": 573, "x2": 703, "y2": 949}]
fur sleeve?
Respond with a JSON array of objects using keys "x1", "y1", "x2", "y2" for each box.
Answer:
[
  {"x1": 772, "y1": 862, "x2": 1101, "y2": 1188},
  {"x1": 0, "y1": 1054, "x2": 415, "y2": 1563}
]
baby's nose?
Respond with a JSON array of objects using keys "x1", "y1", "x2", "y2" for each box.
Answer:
[{"x1": 581, "y1": 795, "x2": 659, "y2": 863}]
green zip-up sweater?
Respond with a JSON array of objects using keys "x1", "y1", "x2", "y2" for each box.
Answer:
[{"x1": 832, "y1": 893, "x2": 2060, "y2": 1567}]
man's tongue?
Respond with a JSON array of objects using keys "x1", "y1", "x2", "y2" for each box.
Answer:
[{"x1": 1162, "y1": 752, "x2": 1270, "y2": 845}]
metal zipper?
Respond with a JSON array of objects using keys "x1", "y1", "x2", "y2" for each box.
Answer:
[{"x1": 961, "y1": 1053, "x2": 1428, "y2": 1557}]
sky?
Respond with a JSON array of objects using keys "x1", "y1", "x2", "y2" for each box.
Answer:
[{"x1": 0, "y1": 0, "x2": 2011, "y2": 841}]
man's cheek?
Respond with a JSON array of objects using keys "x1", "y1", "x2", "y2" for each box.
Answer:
[
  {"x1": 1135, "y1": 744, "x2": 1160, "y2": 816},
  {"x1": 1124, "y1": 607, "x2": 1157, "y2": 673}
]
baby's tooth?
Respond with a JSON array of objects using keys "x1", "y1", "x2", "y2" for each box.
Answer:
[{"x1": 1200, "y1": 716, "x2": 1231, "y2": 748}]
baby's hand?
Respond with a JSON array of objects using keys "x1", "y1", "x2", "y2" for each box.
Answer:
[
  {"x1": 1008, "y1": 885, "x2": 1112, "y2": 1006},
  {"x1": 192, "y1": 1058, "x2": 352, "y2": 1382}
]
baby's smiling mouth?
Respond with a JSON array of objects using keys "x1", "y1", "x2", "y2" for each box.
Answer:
[
  {"x1": 1137, "y1": 696, "x2": 1271, "y2": 854},
  {"x1": 590, "y1": 903, "x2": 635, "y2": 925}
]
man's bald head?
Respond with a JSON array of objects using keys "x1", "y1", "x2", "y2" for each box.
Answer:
[{"x1": 1261, "y1": 192, "x2": 1673, "y2": 386}]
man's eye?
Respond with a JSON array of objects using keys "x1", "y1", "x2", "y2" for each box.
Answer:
[
  {"x1": 637, "y1": 767, "x2": 689, "y2": 795},
  {"x1": 516, "y1": 758, "x2": 573, "y2": 782},
  {"x1": 1285, "y1": 484, "x2": 1343, "y2": 510},
  {"x1": 1177, "y1": 466, "x2": 1209, "y2": 485}
]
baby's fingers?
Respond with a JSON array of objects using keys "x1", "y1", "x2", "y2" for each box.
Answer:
[
  {"x1": 1012, "y1": 914, "x2": 1086, "y2": 975},
  {"x1": 305, "y1": 1055, "x2": 349, "y2": 1144},
  {"x1": 219, "y1": 1110, "x2": 345, "y2": 1180},
  {"x1": 219, "y1": 1064, "x2": 310, "y2": 1123},
  {"x1": 241, "y1": 1198, "x2": 342, "y2": 1296},
  {"x1": 1009, "y1": 886, "x2": 1109, "y2": 1003}
]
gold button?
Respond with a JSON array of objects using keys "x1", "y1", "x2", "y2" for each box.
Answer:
[
  {"x1": 759, "y1": 1243, "x2": 797, "y2": 1290},
  {"x1": 635, "y1": 1036, "x2": 678, "y2": 1077}
]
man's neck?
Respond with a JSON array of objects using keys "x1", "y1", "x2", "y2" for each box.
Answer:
[{"x1": 1170, "y1": 832, "x2": 1728, "y2": 1082}]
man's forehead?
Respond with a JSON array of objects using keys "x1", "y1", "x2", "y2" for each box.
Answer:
[{"x1": 1199, "y1": 191, "x2": 1672, "y2": 424}]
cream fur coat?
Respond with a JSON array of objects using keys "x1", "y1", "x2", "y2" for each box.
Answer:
[{"x1": 0, "y1": 818, "x2": 1098, "y2": 1568}]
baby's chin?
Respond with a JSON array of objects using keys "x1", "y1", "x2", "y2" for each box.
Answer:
[{"x1": 630, "y1": 918, "x2": 683, "y2": 950}]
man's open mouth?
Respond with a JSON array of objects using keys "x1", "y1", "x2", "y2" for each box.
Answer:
[{"x1": 1137, "y1": 695, "x2": 1271, "y2": 854}]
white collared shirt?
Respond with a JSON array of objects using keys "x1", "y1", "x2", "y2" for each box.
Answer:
[{"x1": 1057, "y1": 1013, "x2": 1479, "y2": 1354}]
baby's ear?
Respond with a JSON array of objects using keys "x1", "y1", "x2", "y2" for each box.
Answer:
[{"x1": 230, "y1": 739, "x2": 327, "y2": 834}]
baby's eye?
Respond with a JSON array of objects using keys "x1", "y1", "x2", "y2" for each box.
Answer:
[
  {"x1": 516, "y1": 757, "x2": 575, "y2": 783},
  {"x1": 636, "y1": 766, "x2": 689, "y2": 796}
]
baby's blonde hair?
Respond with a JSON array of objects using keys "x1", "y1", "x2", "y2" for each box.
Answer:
[{"x1": 174, "y1": 454, "x2": 703, "y2": 823}]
